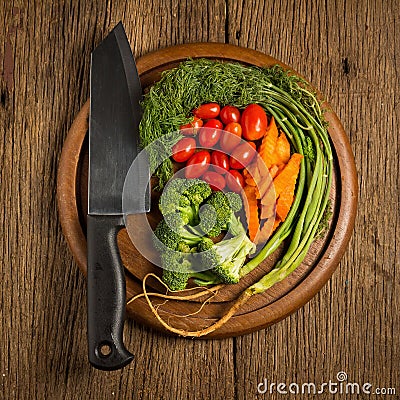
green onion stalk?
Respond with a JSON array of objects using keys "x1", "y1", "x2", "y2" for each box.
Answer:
[{"x1": 241, "y1": 80, "x2": 333, "y2": 295}]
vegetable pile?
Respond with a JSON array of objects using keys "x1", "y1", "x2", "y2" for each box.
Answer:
[
  {"x1": 169, "y1": 101, "x2": 304, "y2": 243},
  {"x1": 134, "y1": 59, "x2": 333, "y2": 337}
]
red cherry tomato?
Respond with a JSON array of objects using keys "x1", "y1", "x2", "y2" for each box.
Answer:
[
  {"x1": 211, "y1": 150, "x2": 229, "y2": 174},
  {"x1": 202, "y1": 171, "x2": 226, "y2": 191},
  {"x1": 198, "y1": 119, "x2": 223, "y2": 148},
  {"x1": 226, "y1": 170, "x2": 245, "y2": 193},
  {"x1": 230, "y1": 142, "x2": 256, "y2": 169},
  {"x1": 193, "y1": 103, "x2": 220, "y2": 119},
  {"x1": 171, "y1": 137, "x2": 196, "y2": 163},
  {"x1": 180, "y1": 116, "x2": 203, "y2": 135},
  {"x1": 220, "y1": 105, "x2": 241, "y2": 125},
  {"x1": 219, "y1": 122, "x2": 242, "y2": 154},
  {"x1": 185, "y1": 150, "x2": 211, "y2": 179},
  {"x1": 241, "y1": 104, "x2": 268, "y2": 140}
]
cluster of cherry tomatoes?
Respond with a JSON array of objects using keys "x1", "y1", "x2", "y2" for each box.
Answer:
[{"x1": 171, "y1": 102, "x2": 268, "y2": 192}]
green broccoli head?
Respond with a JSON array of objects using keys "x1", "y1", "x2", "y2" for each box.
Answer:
[
  {"x1": 213, "y1": 261, "x2": 238, "y2": 284},
  {"x1": 198, "y1": 232, "x2": 256, "y2": 284},
  {"x1": 182, "y1": 179, "x2": 212, "y2": 206},
  {"x1": 155, "y1": 179, "x2": 250, "y2": 289},
  {"x1": 159, "y1": 178, "x2": 212, "y2": 226},
  {"x1": 162, "y1": 269, "x2": 189, "y2": 291},
  {"x1": 197, "y1": 204, "x2": 220, "y2": 236},
  {"x1": 160, "y1": 250, "x2": 220, "y2": 290},
  {"x1": 199, "y1": 191, "x2": 243, "y2": 237},
  {"x1": 160, "y1": 251, "x2": 192, "y2": 291},
  {"x1": 153, "y1": 219, "x2": 182, "y2": 251},
  {"x1": 214, "y1": 232, "x2": 256, "y2": 283},
  {"x1": 197, "y1": 237, "x2": 214, "y2": 252},
  {"x1": 225, "y1": 192, "x2": 243, "y2": 213},
  {"x1": 153, "y1": 218, "x2": 204, "y2": 253},
  {"x1": 159, "y1": 178, "x2": 189, "y2": 214}
]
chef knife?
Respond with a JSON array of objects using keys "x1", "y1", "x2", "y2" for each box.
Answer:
[{"x1": 87, "y1": 22, "x2": 148, "y2": 370}]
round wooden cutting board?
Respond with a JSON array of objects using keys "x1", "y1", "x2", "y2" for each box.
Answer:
[{"x1": 57, "y1": 43, "x2": 358, "y2": 338}]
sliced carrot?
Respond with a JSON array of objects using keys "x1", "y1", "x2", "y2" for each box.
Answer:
[
  {"x1": 244, "y1": 174, "x2": 257, "y2": 187},
  {"x1": 258, "y1": 117, "x2": 279, "y2": 169},
  {"x1": 269, "y1": 164, "x2": 280, "y2": 179},
  {"x1": 245, "y1": 177, "x2": 256, "y2": 186},
  {"x1": 243, "y1": 185, "x2": 260, "y2": 242},
  {"x1": 255, "y1": 218, "x2": 276, "y2": 244},
  {"x1": 272, "y1": 217, "x2": 281, "y2": 231},
  {"x1": 273, "y1": 153, "x2": 303, "y2": 199},
  {"x1": 274, "y1": 132, "x2": 291, "y2": 165},
  {"x1": 265, "y1": 115, "x2": 279, "y2": 138},
  {"x1": 274, "y1": 152, "x2": 303, "y2": 222},
  {"x1": 258, "y1": 175, "x2": 274, "y2": 203},
  {"x1": 243, "y1": 166, "x2": 257, "y2": 187},
  {"x1": 252, "y1": 163, "x2": 262, "y2": 185},
  {"x1": 260, "y1": 194, "x2": 275, "y2": 220},
  {"x1": 276, "y1": 184, "x2": 295, "y2": 222}
]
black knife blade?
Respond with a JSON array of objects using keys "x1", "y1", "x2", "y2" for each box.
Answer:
[{"x1": 87, "y1": 22, "x2": 147, "y2": 371}]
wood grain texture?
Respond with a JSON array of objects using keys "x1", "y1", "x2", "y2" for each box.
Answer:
[{"x1": 1, "y1": 1, "x2": 398, "y2": 399}]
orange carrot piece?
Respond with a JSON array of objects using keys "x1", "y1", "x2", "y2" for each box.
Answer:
[
  {"x1": 272, "y1": 217, "x2": 281, "y2": 231},
  {"x1": 243, "y1": 166, "x2": 257, "y2": 187},
  {"x1": 274, "y1": 132, "x2": 291, "y2": 165},
  {"x1": 260, "y1": 195, "x2": 275, "y2": 220},
  {"x1": 243, "y1": 185, "x2": 260, "y2": 242},
  {"x1": 255, "y1": 218, "x2": 276, "y2": 244},
  {"x1": 258, "y1": 175, "x2": 274, "y2": 203},
  {"x1": 273, "y1": 153, "x2": 303, "y2": 199},
  {"x1": 276, "y1": 184, "x2": 295, "y2": 222},
  {"x1": 269, "y1": 164, "x2": 280, "y2": 179},
  {"x1": 258, "y1": 117, "x2": 279, "y2": 169},
  {"x1": 265, "y1": 115, "x2": 279, "y2": 138},
  {"x1": 245, "y1": 177, "x2": 256, "y2": 186},
  {"x1": 273, "y1": 153, "x2": 303, "y2": 222}
]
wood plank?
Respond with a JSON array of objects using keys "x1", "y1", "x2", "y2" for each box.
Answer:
[{"x1": 228, "y1": 0, "x2": 400, "y2": 398}]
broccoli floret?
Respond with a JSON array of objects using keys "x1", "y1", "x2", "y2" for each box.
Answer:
[
  {"x1": 182, "y1": 179, "x2": 212, "y2": 206},
  {"x1": 225, "y1": 192, "x2": 243, "y2": 213},
  {"x1": 198, "y1": 191, "x2": 243, "y2": 237},
  {"x1": 213, "y1": 235, "x2": 255, "y2": 283},
  {"x1": 197, "y1": 204, "x2": 219, "y2": 236},
  {"x1": 159, "y1": 179, "x2": 196, "y2": 225},
  {"x1": 197, "y1": 237, "x2": 214, "y2": 251},
  {"x1": 154, "y1": 218, "x2": 182, "y2": 251},
  {"x1": 160, "y1": 251, "x2": 220, "y2": 291},
  {"x1": 161, "y1": 253, "x2": 192, "y2": 291},
  {"x1": 153, "y1": 219, "x2": 203, "y2": 252},
  {"x1": 198, "y1": 230, "x2": 256, "y2": 284},
  {"x1": 159, "y1": 178, "x2": 212, "y2": 226},
  {"x1": 154, "y1": 217, "x2": 220, "y2": 291}
]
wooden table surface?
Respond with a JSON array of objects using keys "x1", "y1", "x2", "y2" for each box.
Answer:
[{"x1": 1, "y1": 1, "x2": 399, "y2": 399}]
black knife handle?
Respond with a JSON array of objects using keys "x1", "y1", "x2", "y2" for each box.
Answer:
[{"x1": 87, "y1": 214, "x2": 134, "y2": 370}]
